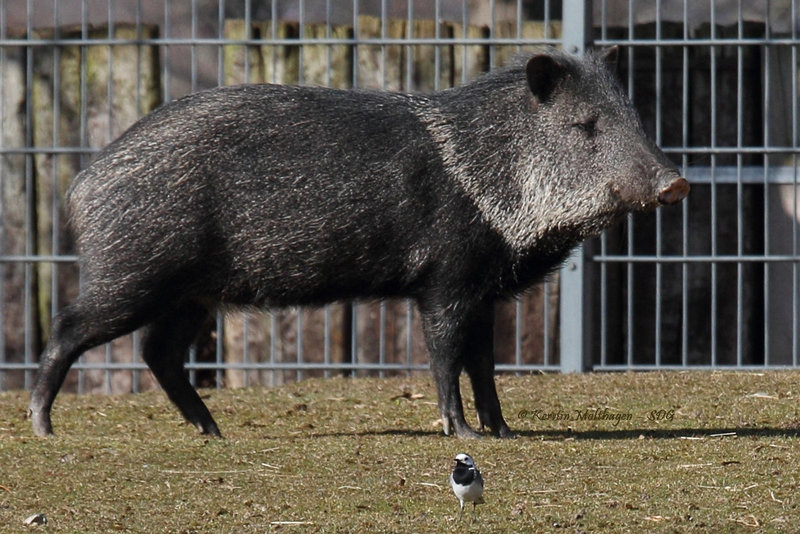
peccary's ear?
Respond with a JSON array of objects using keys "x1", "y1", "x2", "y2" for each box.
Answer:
[
  {"x1": 598, "y1": 45, "x2": 619, "y2": 72},
  {"x1": 525, "y1": 54, "x2": 566, "y2": 103}
]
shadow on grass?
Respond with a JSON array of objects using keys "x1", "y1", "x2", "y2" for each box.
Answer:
[
  {"x1": 305, "y1": 427, "x2": 800, "y2": 440},
  {"x1": 514, "y1": 427, "x2": 800, "y2": 440}
]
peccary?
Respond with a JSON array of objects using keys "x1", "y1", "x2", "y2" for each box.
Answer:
[{"x1": 29, "y1": 46, "x2": 688, "y2": 439}]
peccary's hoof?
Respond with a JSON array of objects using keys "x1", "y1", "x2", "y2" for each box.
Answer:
[
  {"x1": 453, "y1": 426, "x2": 484, "y2": 440},
  {"x1": 196, "y1": 421, "x2": 223, "y2": 438},
  {"x1": 497, "y1": 427, "x2": 518, "y2": 439},
  {"x1": 28, "y1": 409, "x2": 54, "y2": 437}
]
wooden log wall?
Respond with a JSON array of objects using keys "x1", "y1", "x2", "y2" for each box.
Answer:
[
  {"x1": 1, "y1": 24, "x2": 159, "y2": 392},
  {"x1": 220, "y1": 16, "x2": 562, "y2": 387},
  {"x1": 2, "y1": 17, "x2": 562, "y2": 392},
  {"x1": 6, "y1": 15, "x2": 795, "y2": 390}
]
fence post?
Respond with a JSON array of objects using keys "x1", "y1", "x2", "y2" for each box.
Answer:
[{"x1": 559, "y1": 0, "x2": 593, "y2": 373}]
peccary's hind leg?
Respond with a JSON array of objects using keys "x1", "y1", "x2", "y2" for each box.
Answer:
[
  {"x1": 29, "y1": 299, "x2": 149, "y2": 436},
  {"x1": 141, "y1": 301, "x2": 221, "y2": 437},
  {"x1": 462, "y1": 306, "x2": 514, "y2": 438}
]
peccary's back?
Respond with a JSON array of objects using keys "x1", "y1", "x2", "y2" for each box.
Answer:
[{"x1": 67, "y1": 84, "x2": 469, "y2": 306}]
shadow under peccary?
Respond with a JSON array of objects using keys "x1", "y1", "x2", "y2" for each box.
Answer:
[
  {"x1": 28, "y1": 47, "x2": 688, "y2": 439},
  {"x1": 303, "y1": 427, "x2": 800, "y2": 441},
  {"x1": 514, "y1": 427, "x2": 800, "y2": 441}
]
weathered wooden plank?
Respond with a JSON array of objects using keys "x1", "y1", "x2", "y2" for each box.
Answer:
[
  {"x1": 0, "y1": 45, "x2": 31, "y2": 389},
  {"x1": 224, "y1": 19, "x2": 265, "y2": 84},
  {"x1": 356, "y1": 15, "x2": 405, "y2": 90},
  {"x1": 26, "y1": 24, "x2": 160, "y2": 393},
  {"x1": 493, "y1": 20, "x2": 561, "y2": 67},
  {"x1": 451, "y1": 21, "x2": 489, "y2": 84},
  {"x1": 261, "y1": 20, "x2": 300, "y2": 85},
  {"x1": 302, "y1": 21, "x2": 352, "y2": 88}
]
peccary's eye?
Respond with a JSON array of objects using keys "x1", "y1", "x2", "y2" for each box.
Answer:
[{"x1": 572, "y1": 117, "x2": 598, "y2": 137}]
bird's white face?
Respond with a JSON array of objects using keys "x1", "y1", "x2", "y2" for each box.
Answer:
[{"x1": 454, "y1": 453, "x2": 475, "y2": 468}]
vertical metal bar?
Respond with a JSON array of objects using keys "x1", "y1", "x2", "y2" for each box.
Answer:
[
  {"x1": 600, "y1": 0, "x2": 607, "y2": 42},
  {"x1": 242, "y1": 312, "x2": 250, "y2": 386},
  {"x1": 325, "y1": 0, "x2": 333, "y2": 87},
  {"x1": 48, "y1": 2, "x2": 60, "y2": 394},
  {"x1": 297, "y1": 310, "x2": 304, "y2": 381},
  {"x1": 323, "y1": 305, "x2": 331, "y2": 379},
  {"x1": 104, "y1": 344, "x2": 112, "y2": 394},
  {"x1": 163, "y1": 0, "x2": 171, "y2": 101},
  {"x1": 792, "y1": 0, "x2": 799, "y2": 367},
  {"x1": 405, "y1": 0, "x2": 413, "y2": 92},
  {"x1": 270, "y1": 0, "x2": 278, "y2": 84},
  {"x1": 217, "y1": 0, "x2": 225, "y2": 86},
  {"x1": 351, "y1": 303, "x2": 358, "y2": 377},
  {"x1": 680, "y1": 0, "x2": 689, "y2": 367},
  {"x1": 488, "y1": 0, "x2": 495, "y2": 68},
  {"x1": 736, "y1": 0, "x2": 744, "y2": 366},
  {"x1": 23, "y1": 0, "x2": 34, "y2": 390},
  {"x1": 625, "y1": 0, "x2": 634, "y2": 367},
  {"x1": 560, "y1": 254, "x2": 586, "y2": 372},
  {"x1": 434, "y1": 0, "x2": 440, "y2": 91},
  {"x1": 461, "y1": 0, "x2": 467, "y2": 85},
  {"x1": 405, "y1": 299, "x2": 413, "y2": 374},
  {"x1": 107, "y1": 0, "x2": 122, "y2": 393},
  {"x1": 352, "y1": 0, "x2": 359, "y2": 88},
  {"x1": 378, "y1": 302, "x2": 386, "y2": 378},
  {"x1": 0, "y1": 0, "x2": 7, "y2": 391},
  {"x1": 599, "y1": 0, "x2": 609, "y2": 368},
  {"x1": 215, "y1": 310, "x2": 224, "y2": 389},
  {"x1": 50, "y1": 0, "x2": 61, "y2": 320},
  {"x1": 188, "y1": 3, "x2": 201, "y2": 385},
  {"x1": 514, "y1": 298, "x2": 522, "y2": 373},
  {"x1": 243, "y1": 0, "x2": 251, "y2": 83},
  {"x1": 654, "y1": 0, "x2": 663, "y2": 367},
  {"x1": 543, "y1": 281, "x2": 550, "y2": 366},
  {"x1": 104, "y1": 0, "x2": 115, "y2": 395},
  {"x1": 298, "y1": 0, "x2": 305, "y2": 85},
  {"x1": 190, "y1": 0, "x2": 198, "y2": 92},
  {"x1": 107, "y1": 0, "x2": 114, "y2": 138},
  {"x1": 131, "y1": 0, "x2": 143, "y2": 393},
  {"x1": 559, "y1": 0, "x2": 591, "y2": 373},
  {"x1": 136, "y1": 0, "x2": 143, "y2": 112},
  {"x1": 709, "y1": 0, "x2": 718, "y2": 367},
  {"x1": 599, "y1": 227, "x2": 607, "y2": 367},
  {"x1": 350, "y1": 0, "x2": 360, "y2": 375},
  {"x1": 77, "y1": 0, "x2": 88, "y2": 393},
  {"x1": 380, "y1": 0, "x2": 386, "y2": 87},
  {"x1": 762, "y1": 0, "x2": 771, "y2": 365},
  {"x1": 269, "y1": 312, "x2": 277, "y2": 387},
  {"x1": 544, "y1": 0, "x2": 551, "y2": 40},
  {"x1": 184, "y1": 0, "x2": 198, "y2": 386},
  {"x1": 297, "y1": 0, "x2": 306, "y2": 381}
]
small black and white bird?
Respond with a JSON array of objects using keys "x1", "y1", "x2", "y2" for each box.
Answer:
[{"x1": 450, "y1": 453, "x2": 484, "y2": 521}]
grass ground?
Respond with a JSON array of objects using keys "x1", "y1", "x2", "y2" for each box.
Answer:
[{"x1": 1, "y1": 371, "x2": 799, "y2": 533}]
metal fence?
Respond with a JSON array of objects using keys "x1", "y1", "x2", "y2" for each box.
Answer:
[{"x1": 0, "y1": 0, "x2": 798, "y2": 395}]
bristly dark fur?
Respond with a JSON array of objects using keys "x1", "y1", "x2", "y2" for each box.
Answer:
[{"x1": 29, "y1": 47, "x2": 687, "y2": 439}]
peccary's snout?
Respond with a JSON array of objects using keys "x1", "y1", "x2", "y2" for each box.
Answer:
[{"x1": 657, "y1": 176, "x2": 690, "y2": 205}]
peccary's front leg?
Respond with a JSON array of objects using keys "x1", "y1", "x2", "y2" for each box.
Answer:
[
  {"x1": 420, "y1": 298, "x2": 490, "y2": 439},
  {"x1": 462, "y1": 306, "x2": 515, "y2": 438}
]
